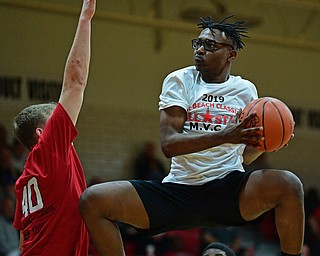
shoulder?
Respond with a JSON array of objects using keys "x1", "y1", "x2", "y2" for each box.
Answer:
[
  {"x1": 230, "y1": 75, "x2": 258, "y2": 95},
  {"x1": 165, "y1": 66, "x2": 198, "y2": 80},
  {"x1": 162, "y1": 66, "x2": 200, "y2": 91},
  {"x1": 49, "y1": 103, "x2": 76, "y2": 128},
  {"x1": 159, "y1": 67, "x2": 198, "y2": 110},
  {"x1": 230, "y1": 75, "x2": 256, "y2": 87}
]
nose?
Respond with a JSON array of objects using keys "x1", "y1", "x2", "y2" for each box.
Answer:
[{"x1": 195, "y1": 45, "x2": 205, "y2": 54}]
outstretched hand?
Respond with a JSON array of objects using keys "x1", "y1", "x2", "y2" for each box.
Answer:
[
  {"x1": 81, "y1": 0, "x2": 96, "y2": 20},
  {"x1": 221, "y1": 109, "x2": 264, "y2": 149}
]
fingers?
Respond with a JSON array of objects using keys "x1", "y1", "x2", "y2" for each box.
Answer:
[
  {"x1": 280, "y1": 133, "x2": 294, "y2": 150},
  {"x1": 240, "y1": 126, "x2": 265, "y2": 150},
  {"x1": 225, "y1": 111, "x2": 264, "y2": 148},
  {"x1": 243, "y1": 129, "x2": 264, "y2": 143},
  {"x1": 240, "y1": 113, "x2": 264, "y2": 137}
]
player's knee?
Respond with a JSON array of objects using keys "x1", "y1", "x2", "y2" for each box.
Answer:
[
  {"x1": 79, "y1": 186, "x2": 100, "y2": 217},
  {"x1": 278, "y1": 170, "x2": 304, "y2": 201}
]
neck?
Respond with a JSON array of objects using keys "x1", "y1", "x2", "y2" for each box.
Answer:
[{"x1": 201, "y1": 72, "x2": 230, "y2": 83}]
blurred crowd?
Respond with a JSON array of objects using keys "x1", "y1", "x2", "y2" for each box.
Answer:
[
  {"x1": 1, "y1": 123, "x2": 320, "y2": 256},
  {"x1": 0, "y1": 123, "x2": 27, "y2": 256}
]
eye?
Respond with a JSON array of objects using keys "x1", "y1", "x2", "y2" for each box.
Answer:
[
  {"x1": 196, "y1": 40, "x2": 202, "y2": 48},
  {"x1": 192, "y1": 39, "x2": 202, "y2": 49},
  {"x1": 205, "y1": 40, "x2": 216, "y2": 51}
]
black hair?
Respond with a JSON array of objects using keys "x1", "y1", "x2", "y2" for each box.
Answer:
[
  {"x1": 197, "y1": 15, "x2": 248, "y2": 50},
  {"x1": 202, "y1": 242, "x2": 236, "y2": 256}
]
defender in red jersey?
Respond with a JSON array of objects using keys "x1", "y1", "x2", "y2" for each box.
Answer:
[{"x1": 12, "y1": 0, "x2": 96, "y2": 255}]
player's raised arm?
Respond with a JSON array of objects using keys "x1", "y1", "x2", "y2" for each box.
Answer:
[{"x1": 58, "y1": 0, "x2": 96, "y2": 125}]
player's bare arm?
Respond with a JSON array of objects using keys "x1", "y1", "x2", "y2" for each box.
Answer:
[
  {"x1": 243, "y1": 146, "x2": 264, "y2": 165},
  {"x1": 58, "y1": 0, "x2": 96, "y2": 125},
  {"x1": 160, "y1": 106, "x2": 263, "y2": 158}
]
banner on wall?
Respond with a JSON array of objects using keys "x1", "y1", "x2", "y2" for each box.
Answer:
[
  {"x1": 290, "y1": 108, "x2": 320, "y2": 130},
  {"x1": 0, "y1": 75, "x2": 61, "y2": 102},
  {"x1": 0, "y1": 74, "x2": 319, "y2": 130}
]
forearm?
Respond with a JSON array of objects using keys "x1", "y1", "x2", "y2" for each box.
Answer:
[
  {"x1": 63, "y1": 17, "x2": 91, "y2": 90},
  {"x1": 160, "y1": 131, "x2": 225, "y2": 158},
  {"x1": 159, "y1": 106, "x2": 264, "y2": 158},
  {"x1": 64, "y1": 0, "x2": 95, "y2": 87},
  {"x1": 59, "y1": 0, "x2": 95, "y2": 124},
  {"x1": 243, "y1": 146, "x2": 264, "y2": 165}
]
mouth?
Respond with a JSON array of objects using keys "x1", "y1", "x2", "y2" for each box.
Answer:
[{"x1": 194, "y1": 55, "x2": 204, "y2": 63}]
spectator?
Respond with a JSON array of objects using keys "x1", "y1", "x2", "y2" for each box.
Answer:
[
  {"x1": 10, "y1": 139, "x2": 27, "y2": 176},
  {"x1": 303, "y1": 187, "x2": 320, "y2": 256},
  {"x1": 304, "y1": 187, "x2": 320, "y2": 217},
  {"x1": 201, "y1": 242, "x2": 235, "y2": 256},
  {"x1": 201, "y1": 227, "x2": 242, "y2": 253},
  {"x1": 0, "y1": 196, "x2": 20, "y2": 256},
  {"x1": 304, "y1": 206, "x2": 320, "y2": 256},
  {"x1": 159, "y1": 228, "x2": 201, "y2": 256},
  {"x1": 0, "y1": 124, "x2": 18, "y2": 193},
  {"x1": 258, "y1": 209, "x2": 279, "y2": 243},
  {"x1": 302, "y1": 244, "x2": 311, "y2": 256},
  {"x1": 133, "y1": 141, "x2": 166, "y2": 181}
]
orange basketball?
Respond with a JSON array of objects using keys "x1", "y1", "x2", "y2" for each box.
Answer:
[{"x1": 240, "y1": 97, "x2": 295, "y2": 152}]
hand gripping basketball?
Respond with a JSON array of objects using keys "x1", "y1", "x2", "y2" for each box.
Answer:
[{"x1": 240, "y1": 97, "x2": 295, "y2": 152}]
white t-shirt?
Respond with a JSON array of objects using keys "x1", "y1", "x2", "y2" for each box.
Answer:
[{"x1": 159, "y1": 66, "x2": 258, "y2": 185}]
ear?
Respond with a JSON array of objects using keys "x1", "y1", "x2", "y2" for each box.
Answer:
[
  {"x1": 227, "y1": 50, "x2": 237, "y2": 62},
  {"x1": 36, "y1": 128, "x2": 43, "y2": 138}
]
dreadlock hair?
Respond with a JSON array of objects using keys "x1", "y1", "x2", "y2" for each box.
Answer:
[{"x1": 197, "y1": 15, "x2": 248, "y2": 50}]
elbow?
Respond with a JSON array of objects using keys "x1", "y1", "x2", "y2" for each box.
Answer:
[
  {"x1": 243, "y1": 158, "x2": 253, "y2": 165},
  {"x1": 161, "y1": 145, "x2": 174, "y2": 158},
  {"x1": 243, "y1": 153, "x2": 263, "y2": 165},
  {"x1": 242, "y1": 154, "x2": 256, "y2": 165},
  {"x1": 242, "y1": 146, "x2": 264, "y2": 166},
  {"x1": 161, "y1": 142, "x2": 176, "y2": 158}
]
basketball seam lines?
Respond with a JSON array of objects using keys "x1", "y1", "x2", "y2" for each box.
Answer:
[
  {"x1": 269, "y1": 100, "x2": 285, "y2": 149},
  {"x1": 262, "y1": 101, "x2": 267, "y2": 151}
]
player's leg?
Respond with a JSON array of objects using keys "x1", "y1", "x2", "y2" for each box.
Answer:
[
  {"x1": 79, "y1": 180, "x2": 149, "y2": 255},
  {"x1": 239, "y1": 169, "x2": 304, "y2": 255}
]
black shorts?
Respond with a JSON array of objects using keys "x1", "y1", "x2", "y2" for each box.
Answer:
[{"x1": 129, "y1": 170, "x2": 264, "y2": 236}]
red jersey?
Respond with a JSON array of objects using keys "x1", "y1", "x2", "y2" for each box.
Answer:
[{"x1": 14, "y1": 103, "x2": 89, "y2": 256}]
